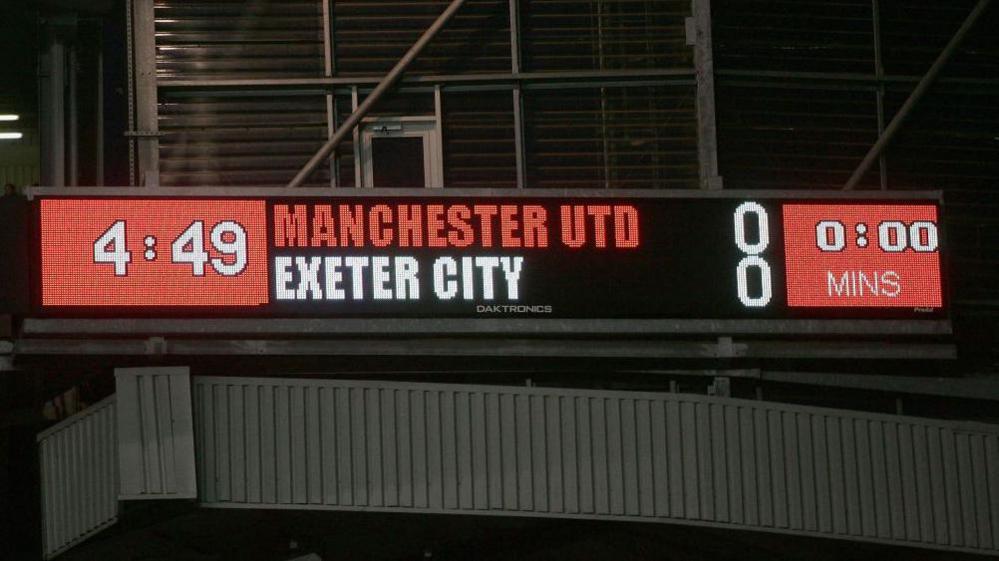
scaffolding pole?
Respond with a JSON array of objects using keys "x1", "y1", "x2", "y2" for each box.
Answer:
[
  {"x1": 843, "y1": 0, "x2": 992, "y2": 190},
  {"x1": 287, "y1": 0, "x2": 468, "y2": 188}
]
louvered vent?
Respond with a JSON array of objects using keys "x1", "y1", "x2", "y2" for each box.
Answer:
[
  {"x1": 520, "y1": 0, "x2": 691, "y2": 71},
  {"x1": 359, "y1": 90, "x2": 436, "y2": 117},
  {"x1": 524, "y1": 86, "x2": 698, "y2": 189},
  {"x1": 713, "y1": 0, "x2": 875, "y2": 73},
  {"x1": 883, "y1": 87, "x2": 999, "y2": 192},
  {"x1": 154, "y1": 0, "x2": 325, "y2": 80},
  {"x1": 716, "y1": 85, "x2": 881, "y2": 190},
  {"x1": 880, "y1": 0, "x2": 999, "y2": 77},
  {"x1": 333, "y1": 0, "x2": 511, "y2": 76},
  {"x1": 443, "y1": 90, "x2": 517, "y2": 189},
  {"x1": 159, "y1": 95, "x2": 330, "y2": 187}
]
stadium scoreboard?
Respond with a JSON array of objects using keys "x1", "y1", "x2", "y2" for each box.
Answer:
[{"x1": 29, "y1": 191, "x2": 947, "y2": 330}]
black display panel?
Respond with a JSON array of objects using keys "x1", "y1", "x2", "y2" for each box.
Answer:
[{"x1": 33, "y1": 192, "x2": 946, "y2": 321}]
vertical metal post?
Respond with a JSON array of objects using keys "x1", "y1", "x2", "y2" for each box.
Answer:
[
  {"x1": 510, "y1": 0, "x2": 526, "y2": 188},
  {"x1": 332, "y1": 98, "x2": 342, "y2": 187},
  {"x1": 68, "y1": 47, "x2": 78, "y2": 187},
  {"x1": 323, "y1": 0, "x2": 336, "y2": 187},
  {"x1": 595, "y1": 0, "x2": 609, "y2": 189},
  {"x1": 434, "y1": 85, "x2": 444, "y2": 188},
  {"x1": 97, "y1": 47, "x2": 105, "y2": 185},
  {"x1": 512, "y1": 87, "x2": 526, "y2": 189},
  {"x1": 691, "y1": 0, "x2": 722, "y2": 189},
  {"x1": 872, "y1": 0, "x2": 887, "y2": 190},
  {"x1": 125, "y1": 0, "x2": 136, "y2": 186},
  {"x1": 40, "y1": 38, "x2": 66, "y2": 187},
  {"x1": 600, "y1": 86, "x2": 610, "y2": 189},
  {"x1": 352, "y1": 86, "x2": 362, "y2": 188},
  {"x1": 132, "y1": 0, "x2": 160, "y2": 186},
  {"x1": 509, "y1": 0, "x2": 521, "y2": 74}
]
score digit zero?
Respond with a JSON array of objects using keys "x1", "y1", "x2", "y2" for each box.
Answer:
[{"x1": 734, "y1": 202, "x2": 773, "y2": 308}]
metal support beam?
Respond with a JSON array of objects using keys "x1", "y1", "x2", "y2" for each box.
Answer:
[
  {"x1": 351, "y1": 86, "x2": 361, "y2": 187},
  {"x1": 625, "y1": 368, "x2": 999, "y2": 403},
  {"x1": 287, "y1": 0, "x2": 469, "y2": 188},
  {"x1": 322, "y1": 0, "x2": 336, "y2": 187},
  {"x1": 39, "y1": 38, "x2": 66, "y2": 187},
  {"x1": 844, "y1": 0, "x2": 992, "y2": 190},
  {"x1": 18, "y1": 315, "x2": 952, "y2": 337},
  {"x1": 11, "y1": 337, "x2": 955, "y2": 360},
  {"x1": 509, "y1": 0, "x2": 521, "y2": 74},
  {"x1": 68, "y1": 47, "x2": 78, "y2": 187},
  {"x1": 132, "y1": 0, "x2": 160, "y2": 187},
  {"x1": 871, "y1": 0, "x2": 888, "y2": 190},
  {"x1": 510, "y1": 0, "x2": 527, "y2": 188},
  {"x1": 97, "y1": 48, "x2": 105, "y2": 185},
  {"x1": 691, "y1": 0, "x2": 722, "y2": 189},
  {"x1": 512, "y1": 87, "x2": 526, "y2": 188},
  {"x1": 125, "y1": 0, "x2": 136, "y2": 186},
  {"x1": 758, "y1": 371, "x2": 999, "y2": 403}
]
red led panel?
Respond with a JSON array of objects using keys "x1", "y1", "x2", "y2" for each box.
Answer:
[
  {"x1": 40, "y1": 199, "x2": 269, "y2": 307},
  {"x1": 783, "y1": 204, "x2": 942, "y2": 308}
]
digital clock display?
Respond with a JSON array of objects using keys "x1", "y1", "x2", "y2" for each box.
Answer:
[{"x1": 33, "y1": 193, "x2": 946, "y2": 321}]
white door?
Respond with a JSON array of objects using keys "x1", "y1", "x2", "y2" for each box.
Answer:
[{"x1": 359, "y1": 117, "x2": 442, "y2": 188}]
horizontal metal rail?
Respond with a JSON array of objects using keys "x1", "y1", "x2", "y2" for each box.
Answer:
[
  {"x1": 157, "y1": 69, "x2": 698, "y2": 89},
  {"x1": 13, "y1": 337, "x2": 957, "y2": 360},
  {"x1": 22, "y1": 186, "x2": 944, "y2": 200},
  {"x1": 155, "y1": 69, "x2": 999, "y2": 91}
]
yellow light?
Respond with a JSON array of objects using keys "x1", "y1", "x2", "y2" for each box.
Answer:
[{"x1": 0, "y1": 114, "x2": 20, "y2": 122}]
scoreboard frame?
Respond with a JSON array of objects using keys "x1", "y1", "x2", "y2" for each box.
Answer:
[{"x1": 22, "y1": 187, "x2": 951, "y2": 337}]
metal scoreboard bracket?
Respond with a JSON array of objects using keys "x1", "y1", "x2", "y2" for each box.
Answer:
[{"x1": 21, "y1": 187, "x2": 951, "y2": 339}]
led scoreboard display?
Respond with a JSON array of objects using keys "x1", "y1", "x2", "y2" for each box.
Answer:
[{"x1": 32, "y1": 192, "x2": 946, "y2": 325}]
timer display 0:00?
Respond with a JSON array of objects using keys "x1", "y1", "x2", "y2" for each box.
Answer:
[
  {"x1": 93, "y1": 220, "x2": 249, "y2": 277},
  {"x1": 815, "y1": 220, "x2": 939, "y2": 253}
]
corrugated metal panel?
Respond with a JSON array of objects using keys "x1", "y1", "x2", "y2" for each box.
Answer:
[
  {"x1": 880, "y1": 0, "x2": 999, "y2": 78},
  {"x1": 193, "y1": 377, "x2": 999, "y2": 555},
  {"x1": 154, "y1": 0, "x2": 325, "y2": 80},
  {"x1": 520, "y1": 0, "x2": 691, "y2": 71},
  {"x1": 333, "y1": 0, "x2": 511, "y2": 76},
  {"x1": 443, "y1": 90, "x2": 517, "y2": 189},
  {"x1": 158, "y1": 94, "x2": 331, "y2": 187},
  {"x1": 524, "y1": 85, "x2": 699, "y2": 189},
  {"x1": 115, "y1": 367, "x2": 197, "y2": 500},
  {"x1": 714, "y1": 0, "x2": 874, "y2": 73},
  {"x1": 37, "y1": 396, "x2": 118, "y2": 560},
  {"x1": 716, "y1": 84, "x2": 882, "y2": 191}
]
